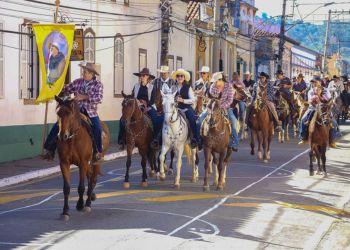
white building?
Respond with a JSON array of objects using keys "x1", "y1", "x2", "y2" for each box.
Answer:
[{"x1": 0, "y1": 0, "x2": 195, "y2": 162}]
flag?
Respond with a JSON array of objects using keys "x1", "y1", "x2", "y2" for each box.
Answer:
[{"x1": 32, "y1": 24, "x2": 75, "y2": 103}]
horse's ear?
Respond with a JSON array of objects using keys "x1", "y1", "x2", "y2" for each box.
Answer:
[
  {"x1": 218, "y1": 92, "x2": 222, "y2": 99},
  {"x1": 55, "y1": 95, "x2": 64, "y2": 105},
  {"x1": 207, "y1": 91, "x2": 213, "y2": 99},
  {"x1": 172, "y1": 91, "x2": 177, "y2": 98},
  {"x1": 121, "y1": 91, "x2": 127, "y2": 98}
]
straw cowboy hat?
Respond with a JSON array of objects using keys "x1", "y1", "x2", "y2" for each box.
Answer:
[
  {"x1": 157, "y1": 65, "x2": 170, "y2": 73},
  {"x1": 210, "y1": 71, "x2": 224, "y2": 83},
  {"x1": 79, "y1": 62, "x2": 99, "y2": 76},
  {"x1": 133, "y1": 68, "x2": 155, "y2": 79},
  {"x1": 199, "y1": 66, "x2": 210, "y2": 73},
  {"x1": 171, "y1": 68, "x2": 191, "y2": 82},
  {"x1": 244, "y1": 71, "x2": 251, "y2": 75}
]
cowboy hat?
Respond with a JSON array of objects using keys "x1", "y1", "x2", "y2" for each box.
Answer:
[
  {"x1": 157, "y1": 65, "x2": 169, "y2": 73},
  {"x1": 244, "y1": 71, "x2": 251, "y2": 75},
  {"x1": 199, "y1": 66, "x2": 210, "y2": 73},
  {"x1": 79, "y1": 62, "x2": 99, "y2": 76},
  {"x1": 210, "y1": 71, "x2": 224, "y2": 83},
  {"x1": 297, "y1": 73, "x2": 304, "y2": 78},
  {"x1": 133, "y1": 68, "x2": 155, "y2": 79},
  {"x1": 259, "y1": 72, "x2": 269, "y2": 79},
  {"x1": 311, "y1": 75, "x2": 322, "y2": 82},
  {"x1": 171, "y1": 68, "x2": 191, "y2": 82},
  {"x1": 276, "y1": 69, "x2": 284, "y2": 75}
]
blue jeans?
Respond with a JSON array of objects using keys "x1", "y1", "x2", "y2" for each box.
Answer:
[
  {"x1": 299, "y1": 109, "x2": 314, "y2": 139},
  {"x1": 185, "y1": 106, "x2": 200, "y2": 143},
  {"x1": 238, "y1": 101, "x2": 245, "y2": 121},
  {"x1": 147, "y1": 106, "x2": 164, "y2": 137},
  {"x1": 44, "y1": 123, "x2": 59, "y2": 152},
  {"x1": 330, "y1": 119, "x2": 337, "y2": 142}
]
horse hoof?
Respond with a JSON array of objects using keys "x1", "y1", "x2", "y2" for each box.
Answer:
[
  {"x1": 264, "y1": 159, "x2": 268, "y2": 163},
  {"x1": 309, "y1": 171, "x2": 314, "y2": 176},
  {"x1": 123, "y1": 182, "x2": 130, "y2": 189},
  {"x1": 173, "y1": 184, "x2": 180, "y2": 189},
  {"x1": 84, "y1": 206, "x2": 91, "y2": 213},
  {"x1": 191, "y1": 178, "x2": 197, "y2": 183},
  {"x1": 203, "y1": 185, "x2": 210, "y2": 192},
  {"x1": 324, "y1": 172, "x2": 328, "y2": 177},
  {"x1": 167, "y1": 169, "x2": 174, "y2": 175},
  {"x1": 217, "y1": 185, "x2": 224, "y2": 191},
  {"x1": 316, "y1": 171, "x2": 322, "y2": 175},
  {"x1": 141, "y1": 181, "x2": 148, "y2": 188},
  {"x1": 251, "y1": 151, "x2": 254, "y2": 156},
  {"x1": 61, "y1": 214, "x2": 70, "y2": 222},
  {"x1": 258, "y1": 152, "x2": 262, "y2": 160},
  {"x1": 212, "y1": 181, "x2": 218, "y2": 187},
  {"x1": 91, "y1": 193, "x2": 96, "y2": 201},
  {"x1": 159, "y1": 175, "x2": 166, "y2": 181},
  {"x1": 149, "y1": 170, "x2": 155, "y2": 178}
]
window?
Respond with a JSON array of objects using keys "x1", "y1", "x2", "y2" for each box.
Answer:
[
  {"x1": 176, "y1": 56, "x2": 182, "y2": 69},
  {"x1": 124, "y1": 0, "x2": 129, "y2": 5},
  {"x1": 19, "y1": 23, "x2": 39, "y2": 99},
  {"x1": 0, "y1": 22, "x2": 3, "y2": 98},
  {"x1": 84, "y1": 28, "x2": 95, "y2": 63},
  {"x1": 139, "y1": 49, "x2": 147, "y2": 71},
  {"x1": 114, "y1": 34, "x2": 124, "y2": 96},
  {"x1": 167, "y1": 55, "x2": 174, "y2": 72}
]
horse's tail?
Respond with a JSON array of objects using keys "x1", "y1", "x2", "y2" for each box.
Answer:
[{"x1": 184, "y1": 144, "x2": 192, "y2": 165}]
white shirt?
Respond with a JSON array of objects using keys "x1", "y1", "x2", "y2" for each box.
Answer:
[{"x1": 177, "y1": 85, "x2": 196, "y2": 107}]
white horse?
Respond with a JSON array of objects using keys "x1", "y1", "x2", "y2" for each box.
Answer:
[{"x1": 158, "y1": 91, "x2": 199, "y2": 188}]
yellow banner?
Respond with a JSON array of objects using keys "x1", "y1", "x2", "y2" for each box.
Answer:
[{"x1": 32, "y1": 24, "x2": 75, "y2": 103}]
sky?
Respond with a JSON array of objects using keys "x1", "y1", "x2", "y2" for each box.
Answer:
[{"x1": 254, "y1": 0, "x2": 350, "y2": 23}]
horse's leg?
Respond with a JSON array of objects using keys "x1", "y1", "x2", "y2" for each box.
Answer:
[
  {"x1": 203, "y1": 147, "x2": 211, "y2": 191},
  {"x1": 267, "y1": 124, "x2": 273, "y2": 160},
  {"x1": 123, "y1": 145, "x2": 133, "y2": 189},
  {"x1": 191, "y1": 148, "x2": 198, "y2": 183},
  {"x1": 174, "y1": 145, "x2": 184, "y2": 189},
  {"x1": 309, "y1": 150, "x2": 314, "y2": 176},
  {"x1": 321, "y1": 146, "x2": 327, "y2": 177},
  {"x1": 208, "y1": 153, "x2": 213, "y2": 175},
  {"x1": 262, "y1": 128, "x2": 268, "y2": 163},
  {"x1": 213, "y1": 153, "x2": 219, "y2": 187},
  {"x1": 140, "y1": 147, "x2": 148, "y2": 187},
  {"x1": 76, "y1": 164, "x2": 87, "y2": 212},
  {"x1": 168, "y1": 149, "x2": 175, "y2": 175},
  {"x1": 148, "y1": 147, "x2": 156, "y2": 178},
  {"x1": 217, "y1": 152, "x2": 225, "y2": 191},
  {"x1": 60, "y1": 163, "x2": 71, "y2": 220},
  {"x1": 159, "y1": 144, "x2": 169, "y2": 181},
  {"x1": 286, "y1": 118, "x2": 290, "y2": 141},
  {"x1": 257, "y1": 131, "x2": 262, "y2": 160},
  {"x1": 250, "y1": 130, "x2": 255, "y2": 155},
  {"x1": 85, "y1": 163, "x2": 98, "y2": 210},
  {"x1": 315, "y1": 146, "x2": 322, "y2": 175},
  {"x1": 222, "y1": 147, "x2": 233, "y2": 187}
]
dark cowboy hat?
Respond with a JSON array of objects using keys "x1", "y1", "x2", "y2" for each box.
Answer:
[
  {"x1": 333, "y1": 75, "x2": 339, "y2": 79},
  {"x1": 276, "y1": 69, "x2": 284, "y2": 75},
  {"x1": 133, "y1": 68, "x2": 155, "y2": 80},
  {"x1": 259, "y1": 72, "x2": 269, "y2": 79},
  {"x1": 311, "y1": 75, "x2": 322, "y2": 82},
  {"x1": 79, "y1": 62, "x2": 99, "y2": 76},
  {"x1": 297, "y1": 73, "x2": 304, "y2": 78}
]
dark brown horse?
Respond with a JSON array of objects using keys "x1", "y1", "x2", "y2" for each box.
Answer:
[
  {"x1": 202, "y1": 98, "x2": 232, "y2": 191},
  {"x1": 55, "y1": 96, "x2": 110, "y2": 220},
  {"x1": 308, "y1": 101, "x2": 332, "y2": 176},
  {"x1": 274, "y1": 89, "x2": 290, "y2": 143},
  {"x1": 231, "y1": 86, "x2": 251, "y2": 140},
  {"x1": 121, "y1": 92, "x2": 155, "y2": 188},
  {"x1": 249, "y1": 83, "x2": 274, "y2": 163},
  {"x1": 194, "y1": 88, "x2": 206, "y2": 116}
]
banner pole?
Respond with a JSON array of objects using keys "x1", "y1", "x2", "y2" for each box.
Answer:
[{"x1": 41, "y1": 0, "x2": 60, "y2": 154}]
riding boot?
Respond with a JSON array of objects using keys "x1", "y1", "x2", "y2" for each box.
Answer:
[
  {"x1": 151, "y1": 132, "x2": 160, "y2": 150},
  {"x1": 267, "y1": 101, "x2": 282, "y2": 132}
]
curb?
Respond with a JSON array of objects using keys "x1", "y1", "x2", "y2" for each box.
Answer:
[{"x1": 0, "y1": 148, "x2": 138, "y2": 188}]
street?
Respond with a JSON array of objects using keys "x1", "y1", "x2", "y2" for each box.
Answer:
[{"x1": 1, "y1": 125, "x2": 350, "y2": 250}]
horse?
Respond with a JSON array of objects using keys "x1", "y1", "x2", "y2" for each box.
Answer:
[
  {"x1": 274, "y1": 89, "x2": 290, "y2": 143},
  {"x1": 201, "y1": 97, "x2": 233, "y2": 191},
  {"x1": 248, "y1": 83, "x2": 274, "y2": 163},
  {"x1": 194, "y1": 88, "x2": 206, "y2": 116},
  {"x1": 291, "y1": 90, "x2": 308, "y2": 138},
  {"x1": 121, "y1": 92, "x2": 156, "y2": 188},
  {"x1": 55, "y1": 96, "x2": 110, "y2": 220},
  {"x1": 158, "y1": 91, "x2": 199, "y2": 188},
  {"x1": 308, "y1": 101, "x2": 332, "y2": 177},
  {"x1": 331, "y1": 87, "x2": 349, "y2": 124},
  {"x1": 231, "y1": 86, "x2": 251, "y2": 141}
]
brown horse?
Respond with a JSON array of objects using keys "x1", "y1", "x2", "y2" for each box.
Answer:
[
  {"x1": 55, "y1": 96, "x2": 110, "y2": 220},
  {"x1": 194, "y1": 88, "x2": 206, "y2": 116},
  {"x1": 308, "y1": 101, "x2": 332, "y2": 176},
  {"x1": 121, "y1": 92, "x2": 155, "y2": 188},
  {"x1": 249, "y1": 83, "x2": 274, "y2": 163},
  {"x1": 291, "y1": 90, "x2": 307, "y2": 138},
  {"x1": 231, "y1": 86, "x2": 251, "y2": 140},
  {"x1": 202, "y1": 98, "x2": 232, "y2": 191},
  {"x1": 274, "y1": 89, "x2": 290, "y2": 143}
]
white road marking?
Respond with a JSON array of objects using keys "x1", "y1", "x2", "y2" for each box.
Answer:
[{"x1": 167, "y1": 149, "x2": 310, "y2": 236}]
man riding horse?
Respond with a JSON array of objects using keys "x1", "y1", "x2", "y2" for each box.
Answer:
[
  {"x1": 41, "y1": 62, "x2": 103, "y2": 163},
  {"x1": 246, "y1": 72, "x2": 282, "y2": 132},
  {"x1": 197, "y1": 72, "x2": 239, "y2": 152},
  {"x1": 231, "y1": 72, "x2": 246, "y2": 122},
  {"x1": 153, "y1": 65, "x2": 177, "y2": 94},
  {"x1": 194, "y1": 66, "x2": 211, "y2": 95},
  {"x1": 118, "y1": 68, "x2": 163, "y2": 149},
  {"x1": 274, "y1": 70, "x2": 296, "y2": 113},
  {"x1": 293, "y1": 73, "x2": 307, "y2": 100},
  {"x1": 298, "y1": 75, "x2": 337, "y2": 148}
]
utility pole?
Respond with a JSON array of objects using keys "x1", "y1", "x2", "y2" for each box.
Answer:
[
  {"x1": 322, "y1": 9, "x2": 331, "y2": 76},
  {"x1": 212, "y1": 0, "x2": 221, "y2": 72},
  {"x1": 160, "y1": 0, "x2": 171, "y2": 66},
  {"x1": 277, "y1": 0, "x2": 287, "y2": 71}
]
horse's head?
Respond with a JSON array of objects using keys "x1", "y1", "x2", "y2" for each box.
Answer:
[
  {"x1": 207, "y1": 98, "x2": 224, "y2": 129},
  {"x1": 234, "y1": 87, "x2": 250, "y2": 102},
  {"x1": 121, "y1": 91, "x2": 137, "y2": 123},
  {"x1": 55, "y1": 95, "x2": 81, "y2": 142},
  {"x1": 317, "y1": 100, "x2": 333, "y2": 126},
  {"x1": 161, "y1": 90, "x2": 178, "y2": 124}
]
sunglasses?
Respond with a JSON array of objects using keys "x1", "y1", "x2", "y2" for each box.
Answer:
[
  {"x1": 140, "y1": 75, "x2": 149, "y2": 78},
  {"x1": 176, "y1": 75, "x2": 185, "y2": 78},
  {"x1": 201, "y1": 72, "x2": 207, "y2": 75}
]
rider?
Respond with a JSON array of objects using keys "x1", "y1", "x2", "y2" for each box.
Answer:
[
  {"x1": 328, "y1": 75, "x2": 345, "y2": 99},
  {"x1": 197, "y1": 72, "x2": 239, "y2": 152},
  {"x1": 246, "y1": 72, "x2": 282, "y2": 132},
  {"x1": 153, "y1": 65, "x2": 177, "y2": 94},
  {"x1": 194, "y1": 66, "x2": 211, "y2": 95},
  {"x1": 292, "y1": 73, "x2": 308, "y2": 100},
  {"x1": 231, "y1": 71, "x2": 246, "y2": 122},
  {"x1": 172, "y1": 68, "x2": 200, "y2": 148},
  {"x1": 298, "y1": 75, "x2": 337, "y2": 148},
  {"x1": 274, "y1": 69, "x2": 296, "y2": 113},
  {"x1": 243, "y1": 71, "x2": 255, "y2": 91},
  {"x1": 41, "y1": 62, "x2": 103, "y2": 163},
  {"x1": 118, "y1": 68, "x2": 163, "y2": 149}
]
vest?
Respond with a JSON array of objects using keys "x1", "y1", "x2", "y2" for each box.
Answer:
[
  {"x1": 133, "y1": 82, "x2": 153, "y2": 102},
  {"x1": 177, "y1": 84, "x2": 191, "y2": 109}
]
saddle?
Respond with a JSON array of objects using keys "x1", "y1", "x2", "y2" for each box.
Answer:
[
  {"x1": 178, "y1": 109, "x2": 192, "y2": 141},
  {"x1": 80, "y1": 113, "x2": 98, "y2": 152},
  {"x1": 200, "y1": 113, "x2": 232, "y2": 137}
]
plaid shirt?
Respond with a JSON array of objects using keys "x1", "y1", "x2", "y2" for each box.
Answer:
[
  {"x1": 209, "y1": 82, "x2": 234, "y2": 109},
  {"x1": 63, "y1": 78, "x2": 103, "y2": 118},
  {"x1": 252, "y1": 80, "x2": 274, "y2": 102}
]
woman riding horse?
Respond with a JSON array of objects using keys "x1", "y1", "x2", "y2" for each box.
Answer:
[
  {"x1": 246, "y1": 72, "x2": 282, "y2": 132},
  {"x1": 197, "y1": 72, "x2": 239, "y2": 152},
  {"x1": 118, "y1": 68, "x2": 163, "y2": 149},
  {"x1": 41, "y1": 62, "x2": 104, "y2": 163},
  {"x1": 172, "y1": 68, "x2": 200, "y2": 149},
  {"x1": 298, "y1": 75, "x2": 337, "y2": 148}
]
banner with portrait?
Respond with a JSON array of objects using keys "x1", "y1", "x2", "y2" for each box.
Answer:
[{"x1": 32, "y1": 24, "x2": 75, "y2": 103}]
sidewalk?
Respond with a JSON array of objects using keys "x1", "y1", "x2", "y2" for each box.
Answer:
[{"x1": 0, "y1": 143, "x2": 135, "y2": 188}]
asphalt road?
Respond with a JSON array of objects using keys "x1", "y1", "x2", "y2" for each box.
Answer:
[{"x1": 1, "y1": 127, "x2": 350, "y2": 250}]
